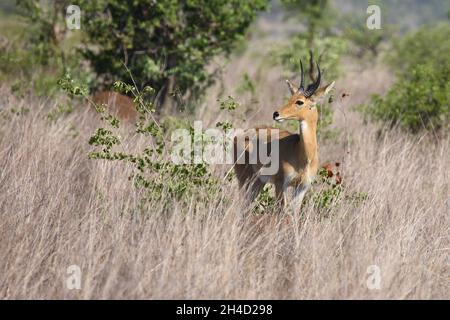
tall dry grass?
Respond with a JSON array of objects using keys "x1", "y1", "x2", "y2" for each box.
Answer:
[{"x1": 0, "y1": 82, "x2": 448, "y2": 299}]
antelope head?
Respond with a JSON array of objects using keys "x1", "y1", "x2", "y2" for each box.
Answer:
[{"x1": 273, "y1": 61, "x2": 335, "y2": 123}]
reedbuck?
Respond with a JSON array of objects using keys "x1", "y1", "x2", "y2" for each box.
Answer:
[
  {"x1": 233, "y1": 61, "x2": 335, "y2": 209},
  {"x1": 91, "y1": 91, "x2": 138, "y2": 123}
]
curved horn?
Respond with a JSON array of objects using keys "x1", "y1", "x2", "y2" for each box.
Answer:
[
  {"x1": 308, "y1": 49, "x2": 315, "y2": 82},
  {"x1": 299, "y1": 60, "x2": 305, "y2": 92},
  {"x1": 304, "y1": 62, "x2": 321, "y2": 97}
]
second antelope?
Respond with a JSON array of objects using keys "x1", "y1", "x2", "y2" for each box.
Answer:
[
  {"x1": 233, "y1": 60, "x2": 335, "y2": 210},
  {"x1": 91, "y1": 91, "x2": 138, "y2": 123}
]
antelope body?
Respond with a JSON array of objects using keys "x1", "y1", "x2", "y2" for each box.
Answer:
[
  {"x1": 233, "y1": 61, "x2": 335, "y2": 209},
  {"x1": 91, "y1": 91, "x2": 137, "y2": 122}
]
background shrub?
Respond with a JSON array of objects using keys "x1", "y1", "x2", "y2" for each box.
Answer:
[
  {"x1": 360, "y1": 23, "x2": 450, "y2": 133},
  {"x1": 76, "y1": 0, "x2": 267, "y2": 112}
]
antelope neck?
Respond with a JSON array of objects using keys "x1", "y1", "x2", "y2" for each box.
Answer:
[{"x1": 298, "y1": 119, "x2": 318, "y2": 164}]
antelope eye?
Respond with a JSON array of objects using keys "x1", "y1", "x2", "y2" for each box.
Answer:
[{"x1": 295, "y1": 100, "x2": 304, "y2": 106}]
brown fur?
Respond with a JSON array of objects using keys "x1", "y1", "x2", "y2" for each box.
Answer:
[{"x1": 91, "y1": 91, "x2": 137, "y2": 123}]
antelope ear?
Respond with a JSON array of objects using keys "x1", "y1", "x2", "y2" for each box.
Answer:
[
  {"x1": 286, "y1": 79, "x2": 297, "y2": 95},
  {"x1": 310, "y1": 81, "x2": 335, "y2": 102}
]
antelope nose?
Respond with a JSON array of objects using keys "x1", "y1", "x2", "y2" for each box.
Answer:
[{"x1": 273, "y1": 111, "x2": 279, "y2": 120}]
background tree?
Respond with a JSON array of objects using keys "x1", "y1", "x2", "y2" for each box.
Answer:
[
  {"x1": 13, "y1": 0, "x2": 266, "y2": 111},
  {"x1": 75, "y1": 0, "x2": 267, "y2": 113},
  {"x1": 16, "y1": 0, "x2": 73, "y2": 67},
  {"x1": 2, "y1": 0, "x2": 81, "y2": 97},
  {"x1": 276, "y1": 0, "x2": 345, "y2": 80},
  {"x1": 342, "y1": 14, "x2": 393, "y2": 59},
  {"x1": 360, "y1": 23, "x2": 450, "y2": 133}
]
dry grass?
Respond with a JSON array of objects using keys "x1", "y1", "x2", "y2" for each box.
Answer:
[{"x1": 0, "y1": 82, "x2": 448, "y2": 299}]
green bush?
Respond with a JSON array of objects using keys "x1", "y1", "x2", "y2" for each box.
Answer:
[
  {"x1": 312, "y1": 167, "x2": 368, "y2": 212},
  {"x1": 360, "y1": 24, "x2": 450, "y2": 133},
  {"x1": 389, "y1": 24, "x2": 450, "y2": 76},
  {"x1": 58, "y1": 73, "x2": 222, "y2": 205},
  {"x1": 12, "y1": 0, "x2": 266, "y2": 108},
  {"x1": 75, "y1": 0, "x2": 267, "y2": 111}
]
